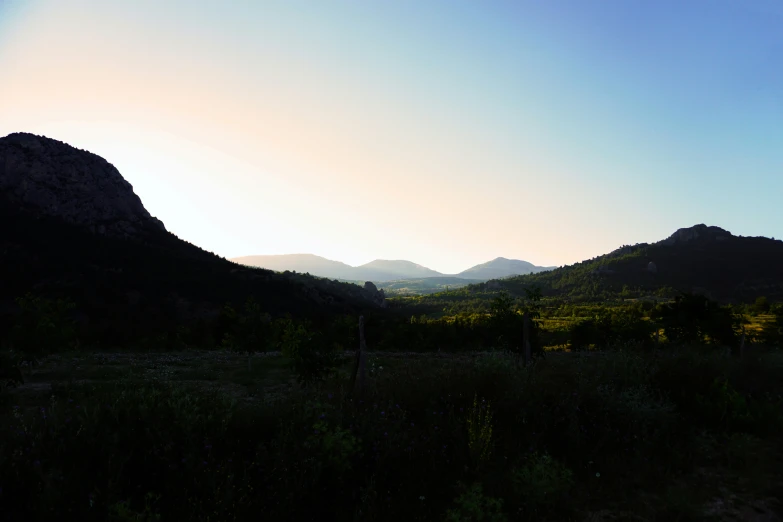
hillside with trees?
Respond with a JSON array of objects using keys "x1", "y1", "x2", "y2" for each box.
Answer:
[{"x1": 469, "y1": 225, "x2": 783, "y2": 303}]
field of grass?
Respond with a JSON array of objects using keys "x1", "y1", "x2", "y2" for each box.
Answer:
[{"x1": 3, "y1": 345, "x2": 783, "y2": 521}]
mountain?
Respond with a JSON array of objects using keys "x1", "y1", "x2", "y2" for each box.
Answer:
[
  {"x1": 231, "y1": 254, "x2": 553, "y2": 282},
  {"x1": 1, "y1": 132, "x2": 167, "y2": 237},
  {"x1": 229, "y1": 255, "x2": 444, "y2": 282},
  {"x1": 481, "y1": 224, "x2": 783, "y2": 303},
  {"x1": 354, "y1": 260, "x2": 443, "y2": 281},
  {"x1": 456, "y1": 257, "x2": 555, "y2": 280},
  {"x1": 231, "y1": 254, "x2": 358, "y2": 280},
  {"x1": 0, "y1": 133, "x2": 383, "y2": 345}
]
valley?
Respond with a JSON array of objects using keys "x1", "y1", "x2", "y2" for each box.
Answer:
[{"x1": 2, "y1": 133, "x2": 783, "y2": 520}]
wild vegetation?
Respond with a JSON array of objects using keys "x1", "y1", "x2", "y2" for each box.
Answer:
[
  {"x1": 2, "y1": 285, "x2": 782, "y2": 520},
  {"x1": 474, "y1": 232, "x2": 783, "y2": 302},
  {"x1": 3, "y1": 193, "x2": 783, "y2": 520}
]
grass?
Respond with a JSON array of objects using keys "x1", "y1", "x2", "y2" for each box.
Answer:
[{"x1": 2, "y1": 346, "x2": 783, "y2": 521}]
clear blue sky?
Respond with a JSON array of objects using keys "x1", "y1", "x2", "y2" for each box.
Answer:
[{"x1": 1, "y1": 0, "x2": 781, "y2": 272}]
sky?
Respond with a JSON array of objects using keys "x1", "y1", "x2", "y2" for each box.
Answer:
[{"x1": 1, "y1": 0, "x2": 781, "y2": 274}]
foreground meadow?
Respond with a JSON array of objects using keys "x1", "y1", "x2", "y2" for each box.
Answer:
[{"x1": 2, "y1": 347, "x2": 783, "y2": 521}]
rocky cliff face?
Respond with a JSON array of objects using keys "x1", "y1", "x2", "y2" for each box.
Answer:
[
  {"x1": 660, "y1": 224, "x2": 732, "y2": 246},
  {"x1": 0, "y1": 132, "x2": 165, "y2": 238}
]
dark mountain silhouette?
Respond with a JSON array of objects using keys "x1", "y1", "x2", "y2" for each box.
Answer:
[
  {"x1": 482, "y1": 224, "x2": 783, "y2": 302},
  {"x1": 0, "y1": 133, "x2": 383, "y2": 344},
  {"x1": 456, "y1": 257, "x2": 556, "y2": 280}
]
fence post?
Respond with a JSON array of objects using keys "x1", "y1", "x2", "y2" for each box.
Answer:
[
  {"x1": 358, "y1": 315, "x2": 367, "y2": 393},
  {"x1": 523, "y1": 312, "x2": 531, "y2": 366},
  {"x1": 740, "y1": 326, "x2": 745, "y2": 358},
  {"x1": 345, "y1": 315, "x2": 368, "y2": 400}
]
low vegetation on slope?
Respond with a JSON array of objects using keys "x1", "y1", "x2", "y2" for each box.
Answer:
[
  {"x1": 472, "y1": 227, "x2": 783, "y2": 302},
  {"x1": 0, "y1": 204, "x2": 382, "y2": 348}
]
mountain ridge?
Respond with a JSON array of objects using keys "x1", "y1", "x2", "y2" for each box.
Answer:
[
  {"x1": 480, "y1": 224, "x2": 783, "y2": 302},
  {"x1": 230, "y1": 254, "x2": 555, "y2": 282}
]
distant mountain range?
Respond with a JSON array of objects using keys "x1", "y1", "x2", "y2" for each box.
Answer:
[{"x1": 230, "y1": 254, "x2": 556, "y2": 283}]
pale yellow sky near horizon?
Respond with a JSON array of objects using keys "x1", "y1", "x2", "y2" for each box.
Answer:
[{"x1": 3, "y1": 1, "x2": 775, "y2": 274}]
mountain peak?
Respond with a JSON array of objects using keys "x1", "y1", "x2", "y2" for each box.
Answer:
[
  {"x1": 660, "y1": 224, "x2": 733, "y2": 246},
  {"x1": 457, "y1": 257, "x2": 554, "y2": 279},
  {"x1": 0, "y1": 132, "x2": 165, "y2": 238},
  {"x1": 356, "y1": 259, "x2": 442, "y2": 279}
]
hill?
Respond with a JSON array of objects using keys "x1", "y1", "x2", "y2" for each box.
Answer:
[
  {"x1": 230, "y1": 254, "x2": 358, "y2": 280},
  {"x1": 456, "y1": 257, "x2": 555, "y2": 280},
  {"x1": 232, "y1": 253, "x2": 554, "y2": 282},
  {"x1": 354, "y1": 259, "x2": 443, "y2": 281},
  {"x1": 0, "y1": 133, "x2": 383, "y2": 345},
  {"x1": 478, "y1": 224, "x2": 783, "y2": 303},
  {"x1": 231, "y1": 254, "x2": 445, "y2": 281}
]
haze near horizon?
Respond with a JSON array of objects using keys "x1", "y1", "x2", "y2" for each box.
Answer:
[{"x1": 1, "y1": 0, "x2": 781, "y2": 274}]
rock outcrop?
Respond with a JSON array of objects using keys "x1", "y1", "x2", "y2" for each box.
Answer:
[
  {"x1": 363, "y1": 281, "x2": 387, "y2": 308},
  {"x1": 0, "y1": 132, "x2": 165, "y2": 238},
  {"x1": 660, "y1": 224, "x2": 732, "y2": 246}
]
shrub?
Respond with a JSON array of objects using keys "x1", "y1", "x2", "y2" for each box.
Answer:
[
  {"x1": 445, "y1": 482, "x2": 506, "y2": 522},
  {"x1": 465, "y1": 394, "x2": 494, "y2": 472},
  {"x1": 511, "y1": 452, "x2": 574, "y2": 511},
  {"x1": 8, "y1": 294, "x2": 77, "y2": 364},
  {"x1": 0, "y1": 349, "x2": 24, "y2": 389},
  {"x1": 218, "y1": 297, "x2": 275, "y2": 353},
  {"x1": 280, "y1": 320, "x2": 340, "y2": 387}
]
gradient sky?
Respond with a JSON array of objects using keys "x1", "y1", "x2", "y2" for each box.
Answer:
[{"x1": 1, "y1": 0, "x2": 781, "y2": 274}]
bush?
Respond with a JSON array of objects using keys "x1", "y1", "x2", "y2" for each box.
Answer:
[
  {"x1": 465, "y1": 395, "x2": 494, "y2": 472},
  {"x1": 511, "y1": 452, "x2": 574, "y2": 512},
  {"x1": 445, "y1": 482, "x2": 506, "y2": 522},
  {"x1": 0, "y1": 349, "x2": 24, "y2": 389},
  {"x1": 280, "y1": 320, "x2": 341, "y2": 387},
  {"x1": 7, "y1": 294, "x2": 77, "y2": 364},
  {"x1": 218, "y1": 297, "x2": 275, "y2": 353}
]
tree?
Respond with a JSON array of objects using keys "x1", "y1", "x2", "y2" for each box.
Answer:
[
  {"x1": 489, "y1": 291, "x2": 519, "y2": 352},
  {"x1": 657, "y1": 293, "x2": 740, "y2": 348},
  {"x1": 760, "y1": 307, "x2": 782, "y2": 346},
  {"x1": 752, "y1": 296, "x2": 771, "y2": 315},
  {"x1": 9, "y1": 294, "x2": 77, "y2": 365}
]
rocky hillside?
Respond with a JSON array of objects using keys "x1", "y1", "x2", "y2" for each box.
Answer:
[
  {"x1": 1, "y1": 132, "x2": 166, "y2": 237},
  {"x1": 479, "y1": 224, "x2": 783, "y2": 303},
  {"x1": 0, "y1": 133, "x2": 383, "y2": 344}
]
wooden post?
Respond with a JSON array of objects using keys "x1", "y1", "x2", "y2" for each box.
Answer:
[
  {"x1": 358, "y1": 315, "x2": 368, "y2": 393},
  {"x1": 523, "y1": 312, "x2": 531, "y2": 366},
  {"x1": 739, "y1": 326, "x2": 745, "y2": 358},
  {"x1": 345, "y1": 315, "x2": 368, "y2": 399}
]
